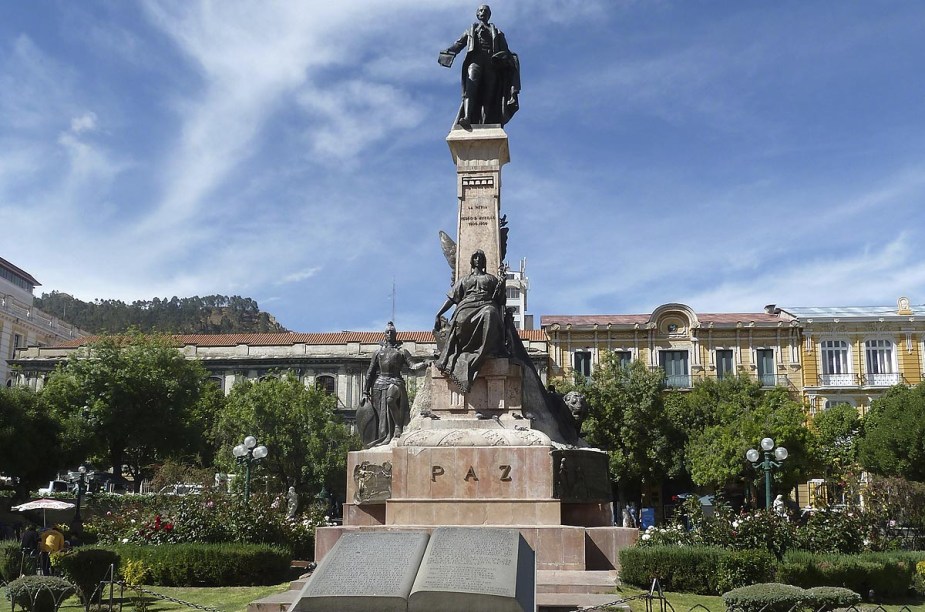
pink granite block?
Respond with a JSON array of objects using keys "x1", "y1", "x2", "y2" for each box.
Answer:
[
  {"x1": 343, "y1": 503, "x2": 385, "y2": 527},
  {"x1": 505, "y1": 448, "x2": 528, "y2": 498},
  {"x1": 585, "y1": 527, "x2": 638, "y2": 571},
  {"x1": 462, "y1": 500, "x2": 490, "y2": 525},
  {"x1": 385, "y1": 499, "x2": 410, "y2": 525},
  {"x1": 407, "y1": 499, "x2": 440, "y2": 525},
  {"x1": 406, "y1": 447, "x2": 437, "y2": 498},
  {"x1": 389, "y1": 447, "x2": 409, "y2": 498},
  {"x1": 533, "y1": 500, "x2": 562, "y2": 525},
  {"x1": 428, "y1": 449, "x2": 456, "y2": 500},
  {"x1": 313, "y1": 526, "x2": 355, "y2": 563},
  {"x1": 428, "y1": 501, "x2": 457, "y2": 525},
  {"x1": 454, "y1": 447, "x2": 480, "y2": 498},
  {"x1": 523, "y1": 447, "x2": 554, "y2": 498},
  {"x1": 561, "y1": 527, "x2": 586, "y2": 570},
  {"x1": 485, "y1": 447, "x2": 510, "y2": 499},
  {"x1": 534, "y1": 525, "x2": 561, "y2": 567}
]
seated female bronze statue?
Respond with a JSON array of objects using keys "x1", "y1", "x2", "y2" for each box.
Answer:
[{"x1": 434, "y1": 249, "x2": 507, "y2": 393}]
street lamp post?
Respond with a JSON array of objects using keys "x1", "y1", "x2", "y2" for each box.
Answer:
[
  {"x1": 746, "y1": 437, "x2": 788, "y2": 509},
  {"x1": 232, "y1": 436, "x2": 268, "y2": 504}
]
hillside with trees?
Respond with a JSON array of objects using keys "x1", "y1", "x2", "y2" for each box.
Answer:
[{"x1": 34, "y1": 292, "x2": 288, "y2": 334}]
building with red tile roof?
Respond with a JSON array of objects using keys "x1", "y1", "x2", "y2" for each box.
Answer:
[
  {"x1": 542, "y1": 303, "x2": 802, "y2": 392},
  {"x1": 11, "y1": 328, "x2": 549, "y2": 419}
]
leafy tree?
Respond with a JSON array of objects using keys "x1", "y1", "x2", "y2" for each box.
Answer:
[
  {"x1": 576, "y1": 355, "x2": 686, "y2": 502},
  {"x1": 40, "y1": 333, "x2": 221, "y2": 486},
  {"x1": 858, "y1": 382, "x2": 925, "y2": 482},
  {"x1": 214, "y1": 375, "x2": 358, "y2": 500},
  {"x1": 0, "y1": 386, "x2": 65, "y2": 490},
  {"x1": 684, "y1": 380, "x2": 815, "y2": 500},
  {"x1": 809, "y1": 403, "x2": 861, "y2": 503}
]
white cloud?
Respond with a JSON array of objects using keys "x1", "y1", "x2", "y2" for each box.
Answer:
[
  {"x1": 298, "y1": 80, "x2": 426, "y2": 160},
  {"x1": 69, "y1": 112, "x2": 98, "y2": 134},
  {"x1": 277, "y1": 267, "x2": 321, "y2": 285}
]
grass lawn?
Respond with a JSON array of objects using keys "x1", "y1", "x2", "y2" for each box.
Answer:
[
  {"x1": 53, "y1": 583, "x2": 292, "y2": 612},
  {"x1": 613, "y1": 586, "x2": 925, "y2": 612}
]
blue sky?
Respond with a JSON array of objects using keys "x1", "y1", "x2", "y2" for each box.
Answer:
[{"x1": 2, "y1": 1, "x2": 924, "y2": 333}]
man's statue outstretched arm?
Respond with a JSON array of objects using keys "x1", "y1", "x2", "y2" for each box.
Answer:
[{"x1": 439, "y1": 30, "x2": 470, "y2": 67}]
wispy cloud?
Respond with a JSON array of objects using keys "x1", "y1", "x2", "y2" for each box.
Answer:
[{"x1": 277, "y1": 267, "x2": 321, "y2": 286}]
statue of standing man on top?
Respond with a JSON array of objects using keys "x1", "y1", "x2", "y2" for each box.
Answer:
[{"x1": 439, "y1": 4, "x2": 521, "y2": 129}]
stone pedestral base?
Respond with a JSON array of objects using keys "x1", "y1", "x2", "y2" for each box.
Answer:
[
  {"x1": 315, "y1": 524, "x2": 638, "y2": 572},
  {"x1": 339, "y1": 441, "x2": 628, "y2": 570},
  {"x1": 427, "y1": 359, "x2": 523, "y2": 417}
]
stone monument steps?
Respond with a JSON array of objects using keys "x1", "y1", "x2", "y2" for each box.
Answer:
[
  {"x1": 538, "y1": 592, "x2": 630, "y2": 611},
  {"x1": 536, "y1": 569, "x2": 618, "y2": 594},
  {"x1": 247, "y1": 584, "x2": 631, "y2": 612},
  {"x1": 288, "y1": 575, "x2": 309, "y2": 591},
  {"x1": 247, "y1": 588, "x2": 296, "y2": 612}
]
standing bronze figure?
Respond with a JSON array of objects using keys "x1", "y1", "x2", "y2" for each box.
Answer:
[
  {"x1": 434, "y1": 250, "x2": 508, "y2": 392},
  {"x1": 439, "y1": 4, "x2": 521, "y2": 129},
  {"x1": 359, "y1": 322, "x2": 425, "y2": 448}
]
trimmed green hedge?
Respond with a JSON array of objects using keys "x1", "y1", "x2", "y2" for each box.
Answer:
[
  {"x1": 804, "y1": 586, "x2": 862, "y2": 610},
  {"x1": 619, "y1": 546, "x2": 775, "y2": 595},
  {"x1": 53, "y1": 547, "x2": 119, "y2": 604},
  {"x1": 6, "y1": 575, "x2": 76, "y2": 612},
  {"x1": 778, "y1": 550, "x2": 925, "y2": 599},
  {"x1": 0, "y1": 540, "x2": 36, "y2": 581},
  {"x1": 722, "y1": 583, "x2": 861, "y2": 612},
  {"x1": 109, "y1": 543, "x2": 290, "y2": 586},
  {"x1": 620, "y1": 545, "x2": 925, "y2": 598},
  {"x1": 722, "y1": 583, "x2": 805, "y2": 612}
]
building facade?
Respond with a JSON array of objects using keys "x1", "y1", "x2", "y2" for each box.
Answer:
[
  {"x1": 504, "y1": 258, "x2": 531, "y2": 330},
  {"x1": 542, "y1": 303, "x2": 802, "y2": 393},
  {"x1": 10, "y1": 330, "x2": 550, "y2": 419},
  {"x1": 778, "y1": 298, "x2": 925, "y2": 416},
  {"x1": 0, "y1": 257, "x2": 83, "y2": 386}
]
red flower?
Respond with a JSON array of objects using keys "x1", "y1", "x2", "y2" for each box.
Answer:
[{"x1": 164, "y1": 523, "x2": 173, "y2": 531}]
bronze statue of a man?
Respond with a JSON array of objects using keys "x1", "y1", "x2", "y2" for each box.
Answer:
[{"x1": 439, "y1": 4, "x2": 521, "y2": 129}]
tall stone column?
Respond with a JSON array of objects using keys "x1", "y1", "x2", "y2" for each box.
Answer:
[{"x1": 446, "y1": 126, "x2": 510, "y2": 280}]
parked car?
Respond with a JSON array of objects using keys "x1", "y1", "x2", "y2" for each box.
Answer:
[{"x1": 37, "y1": 480, "x2": 70, "y2": 495}]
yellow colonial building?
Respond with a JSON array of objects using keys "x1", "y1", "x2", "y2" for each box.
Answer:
[
  {"x1": 777, "y1": 298, "x2": 925, "y2": 416},
  {"x1": 542, "y1": 303, "x2": 802, "y2": 392}
]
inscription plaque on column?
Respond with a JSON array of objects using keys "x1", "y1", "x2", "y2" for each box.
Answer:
[{"x1": 456, "y1": 176, "x2": 500, "y2": 280}]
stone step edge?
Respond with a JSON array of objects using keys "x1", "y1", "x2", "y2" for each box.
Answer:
[
  {"x1": 248, "y1": 590, "x2": 629, "y2": 612},
  {"x1": 252, "y1": 570, "x2": 619, "y2": 609}
]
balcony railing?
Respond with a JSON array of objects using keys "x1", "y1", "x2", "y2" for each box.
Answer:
[
  {"x1": 665, "y1": 374, "x2": 691, "y2": 389},
  {"x1": 862, "y1": 372, "x2": 902, "y2": 387},
  {"x1": 818, "y1": 373, "x2": 859, "y2": 387},
  {"x1": 759, "y1": 374, "x2": 790, "y2": 388}
]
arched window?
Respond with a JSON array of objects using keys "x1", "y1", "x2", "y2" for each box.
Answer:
[
  {"x1": 820, "y1": 340, "x2": 852, "y2": 386},
  {"x1": 864, "y1": 339, "x2": 898, "y2": 386},
  {"x1": 315, "y1": 375, "x2": 335, "y2": 395}
]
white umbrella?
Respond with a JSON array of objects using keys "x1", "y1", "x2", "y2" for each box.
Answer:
[{"x1": 12, "y1": 498, "x2": 75, "y2": 526}]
